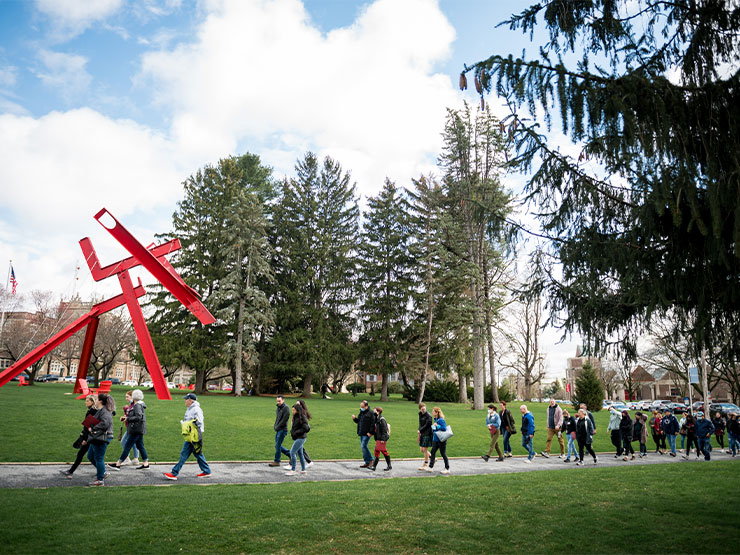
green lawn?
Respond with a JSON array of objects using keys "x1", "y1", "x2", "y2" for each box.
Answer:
[
  {"x1": 0, "y1": 383, "x2": 714, "y2": 462},
  {"x1": 1, "y1": 462, "x2": 739, "y2": 553}
]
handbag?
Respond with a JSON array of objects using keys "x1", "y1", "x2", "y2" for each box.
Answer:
[
  {"x1": 436, "y1": 426, "x2": 454, "y2": 442},
  {"x1": 117, "y1": 426, "x2": 124, "y2": 441}
]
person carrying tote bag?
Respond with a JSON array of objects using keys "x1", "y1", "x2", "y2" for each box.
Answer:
[{"x1": 424, "y1": 407, "x2": 451, "y2": 474}]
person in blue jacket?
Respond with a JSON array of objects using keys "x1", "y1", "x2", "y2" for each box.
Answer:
[
  {"x1": 424, "y1": 407, "x2": 450, "y2": 474},
  {"x1": 520, "y1": 404, "x2": 536, "y2": 462},
  {"x1": 695, "y1": 411, "x2": 714, "y2": 460},
  {"x1": 660, "y1": 408, "x2": 680, "y2": 456}
]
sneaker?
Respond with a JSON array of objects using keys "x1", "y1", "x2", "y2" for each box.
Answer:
[
  {"x1": 594, "y1": 457, "x2": 598, "y2": 464},
  {"x1": 122, "y1": 457, "x2": 131, "y2": 465},
  {"x1": 558, "y1": 454, "x2": 564, "y2": 459},
  {"x1": 440, "y1": 469, "x2": 450, "y2": 475},
  {"x1": 87, "y1": 479, "x2": 104, "y2": 487},
  {"x1": 163, "y1": 472, "x2": 178, "y2": 481},
  {"x1": 424, "y1": 466, "x2": 434, "y2": 472},
  {"x1": 481, "y1": 455, "x2": 489, "y2": 462},
  {"x1": 299, "y1": 470, "x2": 307, "y2": 475},
  {"x1": 495, "y1": 457, "x2": 504, "y2": 462},
  {"x1": 359, "y1": 463, "x2": 371, "y2": 468},
  {"x1": 670, "y1": 452, "x2": 676, "y2": 457},
  {"x1": 540, "y1": 452, "x2": 550, "y2": 458},
  {"x1": 623, "y1": 456, "x2": 629, "y2": 461},
  {"x1": 197, "y1": 472, "x2": 211, "y2": 478},
  {"x1": 575, "y1": 461, "x2": 583, "y2": 466},
  {"x1": 682, "y1": 454, "x2": 688, "y2": 459},
  {"x1": 305, "y1": 462, "x2": 314, "y2": 469},
  {"x1": 59, "y1": 470, "x2": 73, "y2": 479},
  {"x1": 103, "y1": 472, "x2": 110, "y2": 480},
  {"x1": 631, "y1": 454, "x2": 635, "y2": 460},
  {"x1": 268, "y1": 462, "x2": 281, "y2": 467},
  {"x1": 131, "y1": 458, "x2": 140, "y2": 466},
  {"x1": 523, "y1": 459, "x2": 533, "y2": 464},
  {"x1": 614, "y1": 454, "x2": 619, "y2": 459},
  {"x1": 107, "y1": 463, "x2": 122, "y2": 471},
  {"x1": 563, "y1": 458, "x2": 571, "y2": 463},
  {"x1": 282, "y1": 465, "x2": 292, "y2": 470},
  {"x1": 418, "y1": 464, "x2": 428, "y2": 471},
  {"x1": 136, "y1": 464, "x2": 150, "y2": 470},
  {"x1": 284, "y1": 470, "x2": 297, "y2": 476}
]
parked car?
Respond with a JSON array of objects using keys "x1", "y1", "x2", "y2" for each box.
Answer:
[
  {"x1": 626, "y1": 401, "x2": 639, "y2": 410},
  {"x1": 692, "y1": 401, "x2": 706, "y2": 411},
  {"x1": 668, "y1": 402, "x2": 689, "y2": 414},
  {"x1": 638, "y1": 401, "x2": 651, "y2": 411},
  {"x1": 650, "y1": 400, "x2": 671, "y2": 411},
  {"x1": 709, "y1": 402, "x2": 740, "y2": 417},
  {"x1": 611, "y1": 402, "x2": 629, "y2": 412}
]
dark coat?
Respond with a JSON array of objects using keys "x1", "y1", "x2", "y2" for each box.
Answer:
[
  {"x1": 661, "y1": 414, "x2": 679, "y2": 435},
  {"x1": 576, "y1": 416, "x2": 594, "y2": 444},
  {"x1": 290, "y1": 414, "x2": 310, "y2": 440},
  {"x1": 500, "y1": 408, "x2": 517, "y2": 434},
  {"x1": 619, "y1": 415, "x2": 633, "y2": 441},
  {"x1": 375, "y1": 416, "x2": 390, "y2": 441},
  {"x1": 89, "y1": 406, "x2": 113, "y2": 443},
  {"x1": 274, "y1": 402, "x2": 290, "y2": 432},
  {"x1": 354, "y1": 408, "x2": 376, "y2": 436},
  {"x1": 563, "y1": 415, "x2": 577, "y2": 435},
  {"x1": 418, "y1": 410, "x2": 433, "y2": 436},
  {"x1": 126, "y1": 402, "x2": 147, "y2": 435}
]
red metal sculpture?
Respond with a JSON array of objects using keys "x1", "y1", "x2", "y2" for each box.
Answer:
[{"x1": 0, "y1": 208, "x2": 215, "y2": 400}]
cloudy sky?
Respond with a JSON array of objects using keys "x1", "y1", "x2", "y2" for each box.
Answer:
[{"x1": 0, "y1": 0, "x2": 579, "y2": 379}]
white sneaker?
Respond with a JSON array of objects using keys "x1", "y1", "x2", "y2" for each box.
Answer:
[
  {"x1": 123, "y1": 457, "x2": 131, "y2": 465},
  {"x1": 305, "y1": 462, "x2": 314, "y2": 469},
  {"x1": 418, "y1": 464, "x2": 428, "y2": 471},
  {"x1": 299, "y1": 470, "x2": 307, "y2": 475},
  {"x1": 558, "y1": 454, "x2": 564, "y2": 459},
  {"x1": 440, "y1": 469, "x2": 450, "y2": 475},
  {"x1": 131, "y1": 458, "x2": 140, "y2": 466},
  {"x1": 523, "y1": 459, "x2": 533, "y2": 464},
  {"x1": 423, "y1": 466, "x2": 434, "y2": 472},
  {"x1": 284, "y1": 470, "x2": 296, "y2": 476},
  {"x1": 282, "y1": 465, "x2": 292, "y2": 470}
]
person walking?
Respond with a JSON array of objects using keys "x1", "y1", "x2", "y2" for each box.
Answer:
[
  {"x1": 695, "y1": 411, "x2": 714, "y2": 461},
  {"x1": 370, "y1": 407, "x2": 392, "y2": 471},
  {"x1": 108, "y1": 389, "x2": 150, "y2": 470},
  {"x1": 500, "y1": 400, "x2": 517, "y2": 458},
  {"x1": 540, "y1": 398, "x2": 565, "y2": 458},
  {"x1": 682, "y1": 414, "x2": 699, "y2": 459},
  {"x1": 59, "y1": 394, "x2": 98, "y2": 479},
  {"x1": 86, "y1": 393, "x2": 115, "y2": 486},
  {"x1": 351, "y1": 400, "x2": 376, "y2": 468},
  {"x1": 575, "y1": 408, "x2": 598, "y2": 465},
  {"x1": 727, "y1": 412, "x2": 740, "y2": 457},
  {"x1": 417, "y1": 403, "x2": 434, "y2": 470},
  {"x1": 268, "y1": 395, "x2": 291, "y2": 467},
  {"x1": 712, "y1": 412, "x2": 726, "y2": 453},
  {"x1": 661, "y1": 408, "x2": 679, "y2": 457},
  {"x1": 295, "y1": 399, "x2": 314, "y2": 468},
  {"x1": 649, "y1": 410, "x2": 666, "y2": 454},
  {"x1": 425, "y1": 407, "x2": 451, "y2": 474},
  {"x1": 562, "y1": 408, "x2": 578, "y2": 463},
  {"x1": 580, "y1": 403, "x2": 597, "y2": 434},
  {"x1": 285, "y1": 402, "x2": 311, "y2": 476},
  {"x1": 633, "y1": 411, "x2": 648, "y2": 457},
  {"x1": 520, "y1": 405, "x2": 536, "y2": 463},
  {"x1": 164, "y1": 393, "x2": 211, "y2": 480},
  {"x1": 119, "y1": 390, "x2": 140, "y2": 467},
  {"x1": 607, "y1": 406, "x2": 623, "y2": 458},
  {"x1": 679, "y1": 412, "x2": 688, "y2": 451},
  {"x1": 619, "y1": 410, "x2": 634, "y2": 461},
  {"x1": 482, "y1": 404, "x2": 504, "y2": 462}
]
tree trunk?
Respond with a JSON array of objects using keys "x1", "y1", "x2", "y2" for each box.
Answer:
[
  {"x1": 234, "y1": 296, "x2": 245, "y2": 397},
  {"x1": 196, "y1": 369, "x2": 206, "y2": 394},
  {"x1": 472, "y1": 323, "x2": 485, "y2": 409},
  {"x1": 458, "y1": 371, "x2": 468, "y2": 403},
  {"x1": 303, "y1": 372, "x2": 313, "y2": 398},
  {"x1": 380, "y1": 372, "x2": 389, "y2": 401},
  {"x1": 417, "y1": 288, "x2": 434, "y2": 405}
]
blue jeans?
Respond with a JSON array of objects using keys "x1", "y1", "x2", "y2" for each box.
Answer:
[
  {"x1": 290, "y1": 437, "x2": 307, "y2": 471},
  {"x1": 121, "y1": 431, "x2": 139, "y2": 459},
  {"x1": 87, "y1": 440, "x2": 110, "y2": 480},
  {"x1": 171, "y1": 441, "x2": 211, "y2": 476},
  {"x1": 119, "y1": 432, "x2": 148, "y2": 462},
  {"x1": 566, "y1": 435, "x2": 578, "y2": 460},
  {"x1": 728, "y1": 432, "x2": 739, "y2": 455},
  {"x1": 274, "y1": 429, "x2": 290, "y2": 462},
  {"x1": 680, "y1": 434, "x2": 686, "y2": 449},
  {"x1": 522, "y1": 435, "x2": 535, "y2": 460},
  {"x1": 666, "y1": 433, "x2": 677, "y2": 454},
  {"x1": 360, "y1": 435, "x2": 372, "y2": 464},
  {"x1": 502, "y1": 429, "x2": 512, "y2": 454},
  {"x1": 697, "y1": 436, "x2": 711, "y2": 460}
]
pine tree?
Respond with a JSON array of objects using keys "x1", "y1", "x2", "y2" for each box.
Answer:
[
  {"x1": 358, "y1": 179, "x2": 414, "y2": 401},
  {"x1": 573, "y1": 363, "x2": 604, "y2": 413},
  {"x1": 464, "y1": 1, "x2": 740, "y2": 362}
]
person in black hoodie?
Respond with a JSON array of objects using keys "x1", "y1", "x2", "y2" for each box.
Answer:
[
  {"x1": 285, "y1": 403, "x2": 310, "y2": 476},
  {"x1": 418, "y1": 403, "x2": 433, "y2": 470},
  {"x1": 59, "y1": 394, "x2": 98, "y2": 479},
  {"x1": 86, "y1": 393, "x2": 115, "y2": 486},
  {"x1": 620, "y1": 410, "x2": 634, "y2": 461},
  {"x1": 562, "y1": 409, "x2": 578, "y2": 463},
  {"x1": 370, "y1": 407, "x2": 391, "y2": 471},
  {"x1": 351, "y1": 400, "x2": 376, "y2": 468},
  {"x1": 500, "y1": 400, "x2": 517, "y2": 457},
  {"x1": 682, "y1": 414, "x2": 698, "y2": 459}
]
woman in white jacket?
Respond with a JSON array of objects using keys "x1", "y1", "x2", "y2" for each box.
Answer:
[{"x1": 164, "y1": 393, "x2": 211, "y2": 480}]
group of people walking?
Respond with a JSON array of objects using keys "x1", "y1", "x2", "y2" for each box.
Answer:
[{"x1": 64, "y1": 391, "x2": 739, "y2": 486}]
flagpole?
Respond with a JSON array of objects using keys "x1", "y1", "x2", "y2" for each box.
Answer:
[{"x1": 0, "y1": 260, "x2": 10, "y2": 344}]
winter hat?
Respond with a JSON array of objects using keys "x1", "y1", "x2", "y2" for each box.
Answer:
[{"x1": 184, "y1": 393, "x2": 197, "y2": 401}]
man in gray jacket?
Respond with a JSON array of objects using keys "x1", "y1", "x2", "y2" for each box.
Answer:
[
  {"x1": 269, "y1": 395, "x2": 291, "y2": 467},
  {"x1": 164, "y1": 393, "x2": 211, "y2": 480}
]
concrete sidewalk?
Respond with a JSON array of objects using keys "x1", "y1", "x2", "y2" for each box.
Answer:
[{"x1": 1, "y1": 450, "x2": 736, "y2": 488}]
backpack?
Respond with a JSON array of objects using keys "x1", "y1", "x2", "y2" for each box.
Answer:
[
  {"x1": 377, "y1": 417, "x2": 390, "y2": 437},
  {"x1": 181, "y1": 419, "x2": 202, "y2": 444}
]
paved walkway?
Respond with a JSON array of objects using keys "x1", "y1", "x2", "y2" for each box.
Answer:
[{"x1": 1, "y1": 450, "x2": 737, "y2": 488}]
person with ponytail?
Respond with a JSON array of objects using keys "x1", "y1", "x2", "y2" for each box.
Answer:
[{"x1": 86, "y1": 392, "x2": 115, "y2": 486}]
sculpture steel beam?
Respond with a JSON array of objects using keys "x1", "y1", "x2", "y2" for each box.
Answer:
[{"x1": 0, "y1": 209, "x2": 215, "y2": 400}]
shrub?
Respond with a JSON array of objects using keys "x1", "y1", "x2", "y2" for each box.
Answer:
[
  {"x1": 404, "y1": 379, "x2": 459, "y2": 403},
  {"x1": 465, "y1": 383, "x2": 514, "y2": 404},
  {"x1": 386, "y1": 381, "x2": 404, "y2": 395},
  {"x1": 347, "y1": 382, "x2": 365, "y2": 394}
]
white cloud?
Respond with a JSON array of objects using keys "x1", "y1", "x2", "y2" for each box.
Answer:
[
  {"x1": 35, "y1": 50, "x2": 92, "y2": 101},
  {"x1": 35, "y1": 0, "x2": 124, "y2": 37},
  {"x1": 0, "y1": 65, "x2": 18, "y2": 88},
  {"x1": 139, "y1": 0, "x2": 459, "y2": 196}
]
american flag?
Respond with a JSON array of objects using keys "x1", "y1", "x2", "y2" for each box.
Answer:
[{"x1": 9, "y1": 265, "x2": 17, "y2": 296}]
